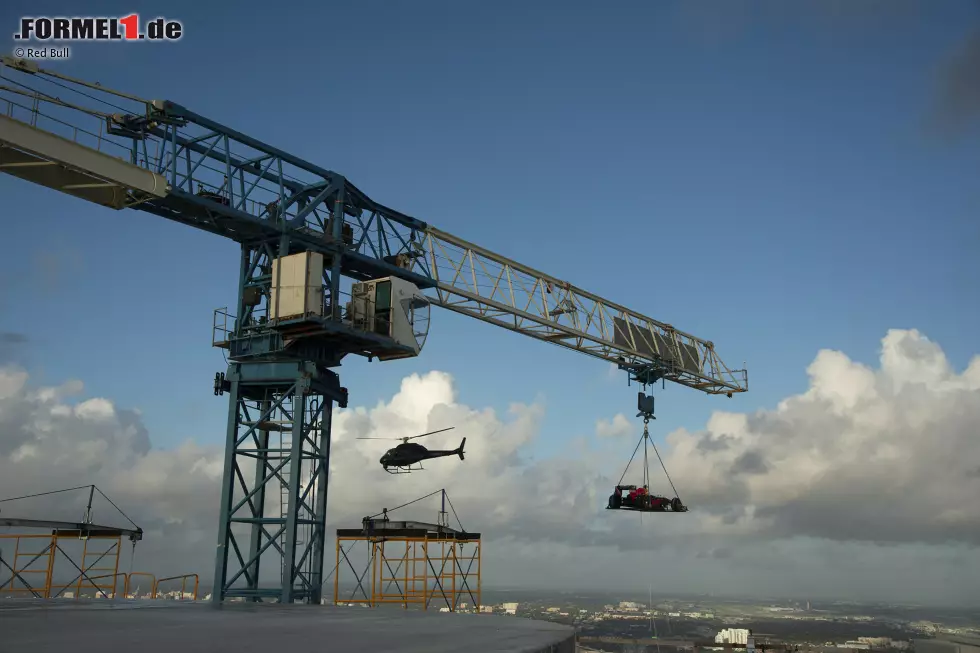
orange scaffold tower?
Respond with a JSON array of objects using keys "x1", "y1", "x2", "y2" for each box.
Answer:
[{"x1": 333, "y1": 489, "x2": 481, "y2": 612}]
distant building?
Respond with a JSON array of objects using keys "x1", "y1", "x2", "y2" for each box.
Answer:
[
  {"x1": 501, "y1": 602, "x2": 518, "y2": 615},
  {"x1": 716, "y1": 629, "x2": 752, "y2": 645},
  {"x1": 857, "y1": 638, "x2": 892, "y2": 649}
]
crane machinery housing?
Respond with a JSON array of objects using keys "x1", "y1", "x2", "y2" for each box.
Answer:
[{"x1": 0, "y1": 56, "x2": 748, "y2": 606}]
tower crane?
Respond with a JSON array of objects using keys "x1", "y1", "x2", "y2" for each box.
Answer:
[{"x1": 0, "y1": 56, "x2": 747, "y2": 606}]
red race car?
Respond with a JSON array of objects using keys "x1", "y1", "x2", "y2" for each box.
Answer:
[{"x1": 607, "y1": 485, "x2": 686, "y2": 512}]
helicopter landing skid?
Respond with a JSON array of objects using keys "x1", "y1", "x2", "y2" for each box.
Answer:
[{"x1": 383, "y1": 464, "x2": 424, "y2": 474}]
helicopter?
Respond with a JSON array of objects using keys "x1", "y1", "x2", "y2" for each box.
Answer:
[{"x1": 358, "y1": 426, "x2": 466, "y2": 474}]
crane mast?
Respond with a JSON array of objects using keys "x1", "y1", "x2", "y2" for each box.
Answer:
[{"x1": 0, "y1": 57, "x2": 747, "y2": 605}]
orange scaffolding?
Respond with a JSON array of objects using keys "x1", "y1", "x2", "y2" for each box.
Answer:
[
  {"x1": 334, "y1": 517, "x2": 481, "y2": 611},
  {"x1": 0, "y1": 486, "x2": 199, "y2": 602},
  {"x1": 0, "y1": 528, "x2": 127, "y2": 599},
  {"x1": 0, "y1": 531, "x2": 202, "y2": 601}
]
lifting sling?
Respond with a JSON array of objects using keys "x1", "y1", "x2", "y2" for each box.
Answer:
[{"x1": 607, "y1": 403, "x2": 687, "y2": 513}]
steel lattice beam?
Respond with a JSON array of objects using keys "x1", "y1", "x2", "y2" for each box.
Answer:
[{"x1": 415, "y1": 227, "x2": 747, "y2": 395}]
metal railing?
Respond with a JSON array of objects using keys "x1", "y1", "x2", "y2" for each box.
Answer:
[
  {"x1": 0, "y1": 81, "x2": 301, "y2": 222},
  {"x1": 212, "y1": 285, "x2": 360, "y2": 348},
  {"x1": 152, "y1": 574, "x2": 199, "y2": 601}
]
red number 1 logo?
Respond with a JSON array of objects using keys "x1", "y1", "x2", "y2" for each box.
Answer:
[{"x1": 119, "y1": 14, "x2": 138, "y2": 40}]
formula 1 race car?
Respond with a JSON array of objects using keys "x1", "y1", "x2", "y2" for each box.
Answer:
[{"x1": 606, "y1": 485, "x2": 687, "y2": 512}]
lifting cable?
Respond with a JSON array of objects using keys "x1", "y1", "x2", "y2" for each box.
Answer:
[
  {"x1": 617, "y1": 432, "x2": 645, "y2": 487},
  {"x1": 369, "y1": 488, "x2": 442, "y2": 520},
  {"x1": 369, "y1": 488, "x2": 465, "y2": 532},
  {"x1": 0, "y1": 485, "x2": 93, "y2": 505},
  {"x1": 443, "y1": 492, "x2": 466, "y2": 534},
  {"x1": 617, "y1": 418, "x2": 682, "y2": 503},
  {"x1": 0, "y1": 484, "x2": 141, "y2": 529}
]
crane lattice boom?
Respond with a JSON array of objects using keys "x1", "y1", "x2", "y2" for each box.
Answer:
[{"x1": 419, "y1": 228, "x2": 744, "y2": 394}]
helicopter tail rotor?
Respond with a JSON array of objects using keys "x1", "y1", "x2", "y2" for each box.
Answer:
[{"x1": 456, "y1": 437, "x2": 466, "y2": 461}]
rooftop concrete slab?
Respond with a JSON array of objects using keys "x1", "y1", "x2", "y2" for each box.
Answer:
[{"x1": 0, "y1": 599, "x2": 576, "y2": 653}]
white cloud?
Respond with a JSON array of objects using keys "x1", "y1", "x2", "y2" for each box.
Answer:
[
  {"x1": 0, "y1": 328, "x2": 978, "y2": 604},
  {"x1": 595, "y1": 413, "x2": 633, "y2": 439},
  {"x1": 663, "y1": 328, "x2": 980, "y2": 546}
]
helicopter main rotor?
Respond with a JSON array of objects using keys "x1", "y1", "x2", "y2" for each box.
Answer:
[{"x1": 357, "y1": 426, "x2": 456, "y2": 444}]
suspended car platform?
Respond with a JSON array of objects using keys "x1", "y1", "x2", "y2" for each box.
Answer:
[{"x1": 605, "y1": 392, "x2": 689, "y2": 514}]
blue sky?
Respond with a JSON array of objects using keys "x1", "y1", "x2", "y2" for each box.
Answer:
[{"x1": 1, "y1": 0, "x2": 978, "y2": 461}]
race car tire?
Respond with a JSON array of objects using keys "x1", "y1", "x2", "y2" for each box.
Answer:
[{"x1": 670, "y1": 497, "x2": 684, "y2": 512}]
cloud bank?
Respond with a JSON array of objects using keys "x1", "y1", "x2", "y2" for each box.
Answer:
[{"x1": 0, "y1": 329, "x2": 978, "y2": 603}]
